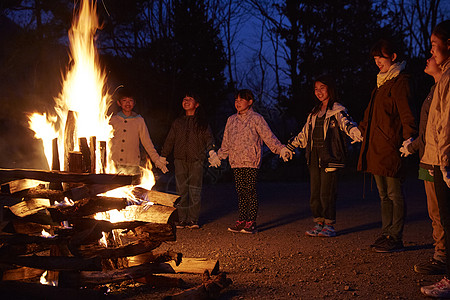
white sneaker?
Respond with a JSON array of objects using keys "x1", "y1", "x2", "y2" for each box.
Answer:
[{"x1": 421, "y1": 277, "x2": 450, "y2": 298}]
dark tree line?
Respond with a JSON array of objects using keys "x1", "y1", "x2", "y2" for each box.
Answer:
[{"x1": 0, "y1": 0, "x2": 448, "y2": 173}]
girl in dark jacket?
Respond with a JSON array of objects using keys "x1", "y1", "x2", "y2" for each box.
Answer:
[
  {"x1": 161, "y1": 92, "x2": 216, "y2": 229},
  {"x1": 284, "y1": 75, "x2": 362, "y2": 237},
  {"x1": 357, "y1": 38, "x2": 417, "y2": 253}
]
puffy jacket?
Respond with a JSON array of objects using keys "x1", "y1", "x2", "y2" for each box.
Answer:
[
  {"x1": 287, "y1": 102, "x2": 357, "y2": 168},
  {"x1": 357, "y1": 72, "x2": 417, "y2": 177}
]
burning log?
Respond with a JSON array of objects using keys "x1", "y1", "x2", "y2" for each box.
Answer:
[
  {"x1": 67, "y1": 184, "x2": 127, "y2": 201},
  {"x1": 164, "y1": 271, "x2": 232, "y2": 300},
  {"x1": 0, "y1": 168, "x2": 139, "y2": 185},
  {"x1": 47, "y1": 196, "x2": 128, "y2": 221},
  {"x1": 99, "y1": 141, "x2": 107, "y2": 173},
  {"x1": 90, "y1": 136, "x2": 96, "y2": 173},
  {"x1": 64, "y1": 110, "x2": 77, "y2": 171},
  {"x1": 9, "y1": 198, "x2": 51, "y2": 218},
  {"x1": 68, "y1": 151, "x2": 83, "y2": 174},
  {"x1": 79, "y1": 137, "x2": 91, "y2": 173},
  {"x1": 50, "y1": 138, "x2": 63, "y2": 190}
]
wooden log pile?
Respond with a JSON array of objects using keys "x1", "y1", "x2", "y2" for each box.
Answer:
[{"x1": 0, "y1": 168, "x2": 187, "y2": 295}]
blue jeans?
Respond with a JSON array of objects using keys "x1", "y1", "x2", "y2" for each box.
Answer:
[
  {"x1": 373, "y1": 175, "x2": 405, "y2": 241},
  {"x1": 174, "y1": 159, "x2": 204, "y2": 223}
]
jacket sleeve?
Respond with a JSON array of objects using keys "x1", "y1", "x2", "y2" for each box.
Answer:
[
  {"x1": 336, "y1": 109, "x2": 358, "y2": 136},
  {"x1": 394, "y1": 76, "x2": 417, "y2": 140},
  {"x1": 255, "y1": 115, "x2": 284, "y2": 154},
  {"x1": 286, "y1": 115, "x2": 310, "y2": 151},
  {"x1": 139, "y1": 118, "x2": 161, "y2": 163},
  {"x1": 161, "y1": 121, "x2": 176, "y2": 158},
  {"x1": 436, "y1": 74, "x2": 450, "y2": 166},
  {"x1": 203, "y1": 125, "x2": 216, "y2": 153},
  {"x1": 217, "y1": 118, "x2": 231, "y2": 160}
]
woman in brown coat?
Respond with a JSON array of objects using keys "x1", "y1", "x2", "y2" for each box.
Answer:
[{"x1": 357, "y1": 38, "x2": 417, "y2": 253}]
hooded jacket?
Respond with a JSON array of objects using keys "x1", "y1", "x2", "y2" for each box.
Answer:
[
  {"x1": 287, "y1": 102, "x2": 357, "y2": 168},
  {"x1": 357, "y1": 72, "x2": 417, "y2": 177}
]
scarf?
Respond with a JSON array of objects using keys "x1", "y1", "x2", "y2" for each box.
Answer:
[{"x1": 377, "y1": 61, "x2": 406, "y2": 88}]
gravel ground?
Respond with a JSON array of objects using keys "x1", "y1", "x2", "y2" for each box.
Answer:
[{"x1": 107, "y1": 170, "x2": 444, "y2": 300}]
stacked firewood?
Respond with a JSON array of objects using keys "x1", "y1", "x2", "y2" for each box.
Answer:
[
  {"x1": 0, "y1": 168, "x2": 230, "y2": 299},
  {"x1": 0, "y1": 168, "x2": 181, "y2": 296}
]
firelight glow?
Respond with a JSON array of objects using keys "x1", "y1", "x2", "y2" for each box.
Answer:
[{"x1": 28, "y1": 0, "x2": 113, "y2": 172}]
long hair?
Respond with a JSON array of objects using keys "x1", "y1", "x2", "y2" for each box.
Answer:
[
  {"x1": 183, "y1": 91, "x2": 209, "y2": 132},
  {"x1": 311, "y1": 75, "x2": 338, "y2": 115}
]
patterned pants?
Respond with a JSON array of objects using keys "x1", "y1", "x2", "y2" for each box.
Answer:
[{"x1": 233, "y1": 168, "x2": 259, "y2": 222}]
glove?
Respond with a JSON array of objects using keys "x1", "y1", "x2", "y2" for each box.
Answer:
[
  {"x1": 399, "y1": 145, "x2": 413, "y2": 157},
  {"x1": 441, "y1": 165, "x2": 450, "y2": 188},
  {"x1": 208, "y1": 150, "x2": 221, "y2": 168},
  {"x1": 155, "y1": 156, "x2": 169, "y2": 174},
  {"x1": 349, "y1": 127, "x2": 363, "y2": 144},
  {"x1": 280, "y1": 147, "x2": 293, "y2": 162}
]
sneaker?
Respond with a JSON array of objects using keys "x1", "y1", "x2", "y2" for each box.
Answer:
[
  {"x1": 414, "y1": 258, "x2": 447, "y2": 275},
  {"x1": 241, "y1": 221, "x2": 257, "y2": 234},
  {"x1": 305, "y1": 223, "x2": 324, "y2": 237},
  {"x1": 370, "y1": 235, "x2": 388, "y2": 248},
  {"x1": 318, "y1": 224, "x2": 336, "y2": 237},
  {"x1": 176, "y1": 221, "x2": 188, "y2": 229},
  {"x1": 421, "y1": 277, "x2": 450, "y2": 298},
  {"x1": 186, "y1": 222, "x2": 200, "y2": 229},
  {"x1": 228, "y1": 220, "x2": 246, "y2": 233},
  {"x1": 373, "y1": 236, "x2": 404, "y2": 253}
]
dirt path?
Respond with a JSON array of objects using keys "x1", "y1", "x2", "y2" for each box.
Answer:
[{"x1": 121, "y1": 172, "x2": 438, "y2": 299}]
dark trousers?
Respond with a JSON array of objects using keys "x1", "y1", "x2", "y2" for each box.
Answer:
[
  {"x1": 174, "y1": 159, "x2": 204, "y2": 223},
  {"x1": 373, "y1": 175, "x2": 405, "y2": 241},
  {"x1": 309, "y1": 149, "x2": 338, "y2": 224},
  {"x1": 433, "y1": 165, "x2": 450, "y2": 277},
  {"x1": 233, "y1": 168, "x2": 259, "y2": 222}
]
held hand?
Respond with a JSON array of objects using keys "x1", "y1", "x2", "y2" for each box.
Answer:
[
  {"x1": 155, "y1": 156, "x2": 169, "y2": 174},
  {"x1": 208, "y1": 150, "x2": 221, "y2": 168},
  {"x1": 280, "y1": 147, "x2": 293, "y2": 162},
  {"x1": 399, "y1": 145, "x2": 412, "y2": 157},
  {"x1": 440, "y1": 165, "x2": 450, "y2": 188},
  {"x1": 349, "y1": 127, "x2": 363, "y2": 144},
  {"x1": 402, "y1": 137, "x2": 414, "y2": 147}
]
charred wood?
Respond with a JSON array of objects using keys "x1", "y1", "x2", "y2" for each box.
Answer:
[{"x1": 0, "y1": 255, "x2": 102, "y2": 271}]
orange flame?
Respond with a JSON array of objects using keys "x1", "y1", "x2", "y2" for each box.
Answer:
[{"x1": 28, "y1": 0, "x2": 113, "y2": 171}]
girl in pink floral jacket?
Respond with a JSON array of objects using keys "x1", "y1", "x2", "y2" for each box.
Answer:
[{"x1": 213, "y1": 89, "x2": 287, "y2": 234}]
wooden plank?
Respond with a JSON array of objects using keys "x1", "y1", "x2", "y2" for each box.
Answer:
[
  {"x1": 79, "y1": 137, "x2": 91, "y2": 173},
  {"x1": 1, "y1": 179, "x2": 46, "y2": 194},
  {"x1": 9, "y1": 198, "x2": 51, "y2": 217},
  {"x1": 120, "y1": 204, "x2": 176, "y2": 224},
  {"x1": 0, "y1": 256, "x2": 102, "y2": 271},
  {"x1": 89, "y1": 136, "x2": 96, "y2": 173},
  {"x1": 132, "y1": 187, "x2": 179, "y2": 207},
  {"x1": 1, "y1": 266, "x2": 44, "y2": 281},
  {"x1": 0, "y1": 168, "x2": 139, "y2": 185},
  {"x1": 167, "y1": 258, "x2": 219, "y2": 275},
  {"x1": 64, "y1": 110, "x2": 77, "y2": 172}
]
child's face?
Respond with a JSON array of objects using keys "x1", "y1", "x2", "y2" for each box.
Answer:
[
  {"x1": 182, "y1": 96, "x2": 199, "y2": 115},
  {"x1": 235, "y1": 96, "x2": 253, "y2": 114},
  {"x1": 424, "y1": 56, "x2": 441, "y2": 77},
  {"x1": 314, "y1": 81, "x2": 330, "y2": 103},
  {"x1": 117, "y1": 97, "x2": 135, "y2": 114},
  {"x1": 430, "y1": 33, "x2": 450, "y2": 66},
  {"x1": 373, "y1": 50, "x2": 397, "y2": 73}
]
